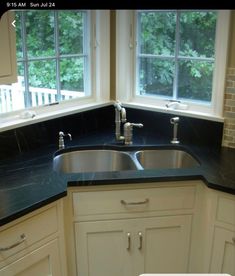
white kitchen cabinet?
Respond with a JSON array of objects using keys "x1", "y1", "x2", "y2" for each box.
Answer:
[
  {"x1": 67, "y1": 181, "x2": 197, "y2": 276},
  {"x1": 209, "y1": 193, "x2": 235, "y2": 276},
  {"x1": 210, "y1": 227, "x2": 235, "y2": 275},
  {"x1": 0, "y1": 200, "x2": 67, "y2": 276},
  {"x1": 139, "y1": 215, "x2": 192, "y2": 274},
  {"x1": 0, "y1": 239, "x2": 62, "y2": 276},
  {"x1": 76, "y1": 220, "x2": 132, "y2": 276},
  {"x1": 0, "y1": 11, "x2": 17, "y2": 84},
  {"x1": 75, "y1": 215, "x2": 192, "y2": 276}
]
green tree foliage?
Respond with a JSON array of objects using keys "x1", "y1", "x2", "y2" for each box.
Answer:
[
  {"x1": 139, "y1": 11, "x2": 217, "y2": 102},
  {"x1": 15, "y1": 10, "x2": 217, "y2": 102},
  {"x1": 15, "y1": 11, "x2": 85, "y2": 91}
]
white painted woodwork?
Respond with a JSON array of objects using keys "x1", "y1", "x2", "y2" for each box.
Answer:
[
  {"x1": 75, "y1": 215, "x2": 192, "y2": 276},
  {"x1": 72, "y1": 185, "x2": 196, "y2": 218},
  {"x1": 210, "y1": 227, "x2": 235, "y2": 275},
  {"x1": 141, "y1": 215, "x2": 192, "y2": 274},
  {"x1": 0, "y1": 201, "x2": 67, "y2": 276},
  {"x1": 0, "y1": 11, "x2": 17, "y2": 84},
  {"x1": 0, "y1": 239, "x2": 62, "y2": 276},
  {"x1": 216, "y1": 196, "x2": 235, "y2": 226},
  {"x1": 69, "y1": 182, "x2": 197, "y2": 276},
  {"x1": 75, "y1": 220, "x2": 132, "y2": 276},
  {"x1": 0, "y1": 205, "x2": 58, "y2": 261}
]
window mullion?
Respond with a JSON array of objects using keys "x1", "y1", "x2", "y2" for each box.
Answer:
[
  {"x1": 173, "y1": 11, "x2": 180, "y2": 100},
  {"x1": 83, "y1": 11, "x2": 89, "y2": 95},
  {"x1": 54, "y1": 11, "x2": 61, "y2": 102},
  {"x1": 21, "y1": 11, "x2": 31, "y2": 108},
  {"x1": 136, "y1": 11, "x2": 141, "y2": 95}
]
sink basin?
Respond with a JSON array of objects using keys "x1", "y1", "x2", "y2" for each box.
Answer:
[
  {"x1": 53, "y1": 149, "x2": 138, "y2": 173},
  {"x1": 53, "y1": 147, "x2": 200, "y2": 174},
  {"x1": 135, "y1": 149, "x2": 200, "y2": 169}
]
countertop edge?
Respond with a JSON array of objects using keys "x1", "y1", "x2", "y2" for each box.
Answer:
[{"x1": 0, "y1": 191, "x2": 67, "y2": 227}]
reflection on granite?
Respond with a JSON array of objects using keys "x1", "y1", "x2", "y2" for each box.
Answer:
[
  {"x1": 0, "y1": 105, "x2": 223, "y2": 160},
  {"x1": 0, "y1": 106, "x2": 115, "y2": 160}
]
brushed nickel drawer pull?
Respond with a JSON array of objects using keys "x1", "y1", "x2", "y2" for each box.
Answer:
[
  {"x1": 138, "y1": 232, "x2": 143, "y2": 250},
  {"x1": 126, "y1": 232, "x2": 131, "y2": 250},
  {"x1": 0, "y1": 234, "x2": 26, "y2": 251},
  {"x1": 120, "y1": 198, "x2": 149, "y2": 206}
]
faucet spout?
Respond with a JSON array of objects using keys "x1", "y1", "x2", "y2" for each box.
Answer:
[
  {"x1": 121, "y1": 107, "x2": 126, "y2": 123},
  {"x1": 114, "y1": 101, "x2": 126, "y2": 142}
]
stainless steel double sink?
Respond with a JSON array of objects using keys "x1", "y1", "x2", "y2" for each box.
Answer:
[{"x1": 53, "y1": 146, "x2": 200, "y2": 174}]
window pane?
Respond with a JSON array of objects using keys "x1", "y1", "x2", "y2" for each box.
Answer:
[
  {"x1": 139, "y1": 11, "x2": 176, "y2": 56},
  {"x1": 28, "y1": 60, "x2": 57, "y2": 106},
  {"x1": 26, "y1": 11, "x2": 55, "y2": 58},
  {"x1": 0, "y1": 63, "x2": 25, "y2": 113},
  {"x1": 179, "y1": 11, "x2": 217, "y2": 58},
  {"x1": 59, "y1": 11, "x2": 85, "y2": 55},
  {"x1": 178, "y1": 60, "x2": 214, "y2": 102},
  {"x1": 60, "y1": 57, "x2": 85, "y2": 97},
  {"x1": 138, "y1": 58, "x2": 174, "y2": 97},
  {"x1": 15, "y1": 12, "x2": 23, "y2": 59},
  {"x1": 16, "y1": 62, "x2": 26, "y2": 110}
]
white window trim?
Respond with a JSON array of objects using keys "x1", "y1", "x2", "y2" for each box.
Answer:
[
  {"x1": 0, "y1": 10, "x2": 110, "y2": 132},
  {"x1": 116, "y1": 10, "x2": 230, "y2": 121}
]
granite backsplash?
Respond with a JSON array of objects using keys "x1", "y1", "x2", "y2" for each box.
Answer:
[{"x1": 0, "y1": 105, "x2": 224, "y2": 160}]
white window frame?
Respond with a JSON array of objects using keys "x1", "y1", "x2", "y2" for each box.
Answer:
[
  {"x1": 0, "y1": 10, "x2": 110, "y2": 132},
  {"x1": 116, "y1": 10, "x2": 230, "y2": 121}
]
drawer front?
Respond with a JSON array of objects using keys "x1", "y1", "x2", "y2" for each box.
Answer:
[
  {"x1": 73, "y1": 185, "x2": 196, "y2": 217},
  {"x1": 0, "y1": 206, "x2": 58, "y2": 260},
  {"x1": 217, "y1": 196, "x2": 235, "y2": 226}
]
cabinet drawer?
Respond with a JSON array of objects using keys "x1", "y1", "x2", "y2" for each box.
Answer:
[
  {"x1": 72, "y1": 185, "x2": 196, "y2": 217},
  {"x1": 217, "y1": 196, "x2": 235, "y2": 226},
  {"x1": 0, "y1": 206, "x2": 58, "y2": 261}
]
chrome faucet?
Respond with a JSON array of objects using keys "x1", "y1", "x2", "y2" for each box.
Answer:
[
  {"x1": 113, "y1": 101, "x2": 127, "y2": 142},
  {"x1": 123, "y1": 122, "x2": 143, "y2": 145},
  {"x1": 58, "y1": 131, "x2": 72, "y2": 149},
  {"x1": 170, "y1": 117, "x2": 180, "y2": 144}
]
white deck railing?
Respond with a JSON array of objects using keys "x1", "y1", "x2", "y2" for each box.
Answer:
[{"x1": 0, "y1": 77, "x2": 84, "y2": 113}]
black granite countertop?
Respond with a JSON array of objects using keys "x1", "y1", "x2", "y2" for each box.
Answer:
[{"x1": 0, "y1": 131, "x2": 235, "y2": 227}]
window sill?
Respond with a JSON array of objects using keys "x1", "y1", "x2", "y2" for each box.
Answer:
[
  {"x1": 123, "y1": 101, "x2": 224, "y2": 123},
  {"x1": 0, "y1": 99, "x2": 110, "y2": 133}
]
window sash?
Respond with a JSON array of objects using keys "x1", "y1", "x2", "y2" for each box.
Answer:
[
  {"x1": 116, "y1": 10, "x2": 230, "y2": 120},
  {"x1": 16, "y1": 10, "x2": 90, "y2": 108},
  {"x1": 136, "y1": 10, "x2": 216, "y2": 103}
]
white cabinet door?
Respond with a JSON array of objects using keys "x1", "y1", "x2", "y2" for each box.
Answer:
[
  {"x1": 75, "y1": 215, "x2": 192, "y2": 276},
  {"x1": 0, "y1": 239, "x2": 62, "y2": 276},
  {"x1": 138, "y1": 215, "x2": 192, "y2": 274},
  {"x1": 0, "y1": 11, "x2": 17, "y2": 84},
  {"x1": 210, "y1": 227, "x2": 235, "y2": 276},
  {"x1": 75, "y1": 220, "x2": 132, "y2": 276}
]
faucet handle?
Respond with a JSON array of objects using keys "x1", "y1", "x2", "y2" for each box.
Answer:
[
  {"x1": 124, "y1": 122, "x2": 143, "y2": 145},
  {"x1": 130, "y1": 123, "x2": 144, "y2": 128},
  {"x1": 59, "y1": 131, "x2": 72, "y2": 149}
]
